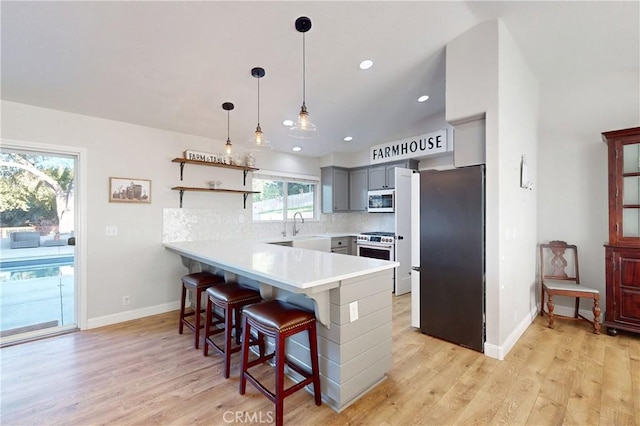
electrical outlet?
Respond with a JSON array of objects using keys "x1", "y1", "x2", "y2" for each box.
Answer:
[
  {"x1": 122, "y1": 295, "x2": 130, "y2": 306},
  {"x1": 349, "y1": 301, "x2": 359, "y2": 322},
  {"x1": 106, "y1": 226, "x2": 118, "y2": 236}
]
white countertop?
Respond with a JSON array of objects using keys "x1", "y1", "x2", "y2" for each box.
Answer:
[
  {"x1": 312, "y1": 232, "x2": 359, "y2": 238},
  {"x1": 164, "y1": 239, "x2": 398, "y2": 293},
  {"x1": 260, "y1": 233, "x2": 357, "y2": 244}
]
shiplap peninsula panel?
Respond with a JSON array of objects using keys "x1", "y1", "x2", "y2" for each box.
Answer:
[{"x1": 287, "y1": 269, "x2": 393, "y2": 411}]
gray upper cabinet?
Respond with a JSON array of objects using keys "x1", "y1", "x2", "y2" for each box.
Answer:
[
  {"x1": 321, "y1": 167, "x2": 349, "y2": 213},
  {"x1": 322, "y1": 160, "x2": 418, "y2": 213},
  {"x1": 368, "y1": 160, "x2": 418, "y2": 190},
  {"x1": 349, "y1": 168, "x2": 368, "y2": 211},
  {"x1": 368, "y1": 166, "x2": 387, "y2": 190}
]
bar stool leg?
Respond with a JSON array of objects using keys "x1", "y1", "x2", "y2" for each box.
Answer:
[
  {"x1": 193, "y1": 288, "x2": 202, "y2": 349},
  {"x1": 203, "y1": 297, "x2": 213, "y2": 356},
  {"x1": 239, "y1": 316, "x2": 251, "y2": 395},
  {"x1": 179, "y1": 285, "x2": 187, "y2": 334},
  {"x1": 234, "y1": 307, "x2": 242, "y2": 345},
  {"x1": 275, "y1": 333, "x2": 285, "y2": 426},
  {"x1": 309, "y1": 324, "x2": 322, "y2": 406},
  {"x1": 223, "y1": 304, "x2": 233, "y2": 378}
]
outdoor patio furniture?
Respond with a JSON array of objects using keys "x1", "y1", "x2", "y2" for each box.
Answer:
[
  {"x1": 43, "y1": 239, "x2": 66, "y2": 247},
  {"x1": 10, "y1": 231, "x2": 40, "y2": 249}
]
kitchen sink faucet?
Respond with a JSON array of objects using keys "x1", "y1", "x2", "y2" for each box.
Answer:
[{"x1": 292, "y1": 212, "x2": 305, "y2": 236}]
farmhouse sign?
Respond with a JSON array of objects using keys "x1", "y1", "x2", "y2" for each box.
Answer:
[
  {"x1": 184, "y1": 149, "x2": 229, "y2": 164},
  {"x1": 369, "y1": 129, "x2": 448, "y2": 164}
]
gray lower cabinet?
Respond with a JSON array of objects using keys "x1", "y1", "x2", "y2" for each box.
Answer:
[
  {"x1": 322, "y1": 167, "x2": 349, "y2": 213},
  {"x1": 331, "y1": 237, "x2": 350, "y2": 254},
  {"x1": 349, "y1": 168, "x2": 368, "y2": 211}
]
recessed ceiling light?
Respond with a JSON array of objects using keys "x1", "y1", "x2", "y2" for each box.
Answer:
[
  {"x1": 292, "y1": 146, "x2": 302, "y2": 152},
  {"x1": 344, "y1": 136, "x2": 353, "y2": 142},
  {"x1": 418, "y1": 95, "x2": 430, "y2": 103},
  {"x1": 359, "y1": 60, "x2": 373, "y2": 70},
  {"x1": 283, "y1": 119, "x2": 294, "y2": 126}
]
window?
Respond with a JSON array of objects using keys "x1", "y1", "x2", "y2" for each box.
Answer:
[{"x1": 252, "y1": 175, "x2": 317, "y2": 221}]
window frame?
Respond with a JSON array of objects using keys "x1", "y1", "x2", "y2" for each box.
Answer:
[{"x1": 252, "y1": 171, "x2": 320, "y2": 222}]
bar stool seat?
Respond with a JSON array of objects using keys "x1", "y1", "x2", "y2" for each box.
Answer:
[
  {"x1": 239, "y1": 300, "x2": 321, "y2": 426},
  {"x1": 204, "y1": 283, "x2": 262, "y2": 378},
  {"x1": 179, "y1": 272, "x2": 225, "y2": 349}
]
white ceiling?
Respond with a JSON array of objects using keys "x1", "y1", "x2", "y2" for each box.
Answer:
[{"x1": 2, "y1": 1, "x2": 638, "y2": 158}]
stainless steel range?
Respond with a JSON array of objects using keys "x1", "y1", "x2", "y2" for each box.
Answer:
[{"x1": 356, "y1": 232, "x2": 395, "y2": 261}]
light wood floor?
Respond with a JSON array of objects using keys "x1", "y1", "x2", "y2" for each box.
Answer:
[{"x1": 1, "y1": 294, "x2": 638, "y2": 426}]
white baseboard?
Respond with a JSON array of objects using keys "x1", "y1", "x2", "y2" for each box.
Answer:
[
  {"x1": 87, "y1": 301, "x2": 180, "y2": 329},
  {"x1": 483, "y1": 342, "x2": 502, "y2": 360},
  {"x1": 485, "y1": 303, "x2": 599, "y2": 360},
  {"x1": 484, "y1": 305, "x2": 539, "y2": 361}
]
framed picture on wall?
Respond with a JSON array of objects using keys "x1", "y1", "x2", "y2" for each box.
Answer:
[{"x1": 109, "y1": 177, "x2": 151, "y2": 203}]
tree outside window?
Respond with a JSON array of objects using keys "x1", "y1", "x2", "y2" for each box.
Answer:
[
  {"x1": 0, "y1": 152, "x2": 74, "y2": 234},
  {"x1": 253, "y1": 177, "x2": 316, "y2": 221}
]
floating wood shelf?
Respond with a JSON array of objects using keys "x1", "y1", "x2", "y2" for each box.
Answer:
[
  {"x1": 171, "y1": 158, "x2": 259, "y2": 184},
  {"x1": 171, "y1": 157, "x2": 260, "y2": 208},
  {"x1": 171, "y1": 186, "x2": 260, "y2": 209}
]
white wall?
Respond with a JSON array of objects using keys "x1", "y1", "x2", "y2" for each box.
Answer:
[
  {"x1": 2, "y1": 101, "x2": 194, "y2": 323},
  {"x1": 496, "y1": 20, "x2": 539, "y2": 348},
  {"x1": 0, "y1": 101, "x2": 328, "y2": 327},
  {"x1": 1, "y1": 100, "x2": 395, "y2": 327},
  {"x1": 446, "y1": 19, "x2": 539, "y2": 359},
  {"x1": 537, "y1": 69, "x2": 640, "y2": 316}
]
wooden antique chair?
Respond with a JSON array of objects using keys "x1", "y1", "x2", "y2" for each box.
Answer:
[{"x1": 539, "y1": 240, "x2": 601, "y2": 334}]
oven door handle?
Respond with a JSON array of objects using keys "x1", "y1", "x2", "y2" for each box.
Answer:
[{"x1": 357, "y1": 244, "x2": 394, "y2": 249}]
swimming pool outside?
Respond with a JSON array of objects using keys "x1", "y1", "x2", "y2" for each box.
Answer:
[{"x1": 0, "y1": 245, "x2": 75, "y2": 337}]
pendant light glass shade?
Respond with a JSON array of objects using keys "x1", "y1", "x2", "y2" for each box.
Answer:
[
  {"x1": 222, "y1": 102, "x2": 234, "y2": 155},
  {"x1": 289, "y1": 103, "x2": 317, "y2": 138},
  {"x1": 289, "y1": 16, "x2": 317, "y2": 139},
  {"x1": 250, "y1": 67, "x2": 272, "y2": 151}
]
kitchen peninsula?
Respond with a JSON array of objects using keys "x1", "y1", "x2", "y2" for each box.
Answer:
[{"x1": 164, "y1": 239, "x2": 398, "y2": 412}]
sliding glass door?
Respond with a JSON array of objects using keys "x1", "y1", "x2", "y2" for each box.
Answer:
[{"x1": 0, "y1": 146, "x2": 79, "y2": 345}]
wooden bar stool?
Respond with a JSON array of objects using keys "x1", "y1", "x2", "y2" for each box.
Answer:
[
  {"x1": 203, "y1": 283, "x2": 263, "y2": 378},
  {"x1": 179, "y1": 272, "x2": 225, "y2": 349},
  {"x1": 239, "y1": 300, "x2": 321, "y2": 426}
]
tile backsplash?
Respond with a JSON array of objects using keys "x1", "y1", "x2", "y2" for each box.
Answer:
[{"x1": 163, "y1": 208, "x2": 395, "y2": 243}]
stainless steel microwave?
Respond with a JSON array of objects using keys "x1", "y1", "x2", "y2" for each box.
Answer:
[{"x1": 367, "y1": 189, "x2": 394, "y2": 213}]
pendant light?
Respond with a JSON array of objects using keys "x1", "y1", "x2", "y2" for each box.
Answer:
[
  {"x1": 250, "y1": 67, "x2": 272, "y2": 150},
  {"x1": 222, "y1": 102, "x2": 234, "y2": 155},
  {"x1": 289, "y1": 16, "x2": 318, "y2": 139}
]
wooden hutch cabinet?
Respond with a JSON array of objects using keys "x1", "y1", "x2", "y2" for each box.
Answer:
[{"x1": 603, "y1": 126, "x2": 640, "y2": 336}]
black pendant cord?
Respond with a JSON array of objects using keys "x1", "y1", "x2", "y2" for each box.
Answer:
[
  {"x1": 302, "y1": 32, "x2": 306, "y2": 108},
  {"x1": 227, "y1": 109, "x2": 230, "y2": 143},
  {"x1": 257, "y1": 76, "x2": 260, "y2": 127}
]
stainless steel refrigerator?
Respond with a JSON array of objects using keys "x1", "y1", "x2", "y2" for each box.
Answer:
[{"x1": 415, "y1": 165, "x2": 485, "y2": 352}]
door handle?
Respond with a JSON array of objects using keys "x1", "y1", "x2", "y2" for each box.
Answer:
[
  {"x1": 411, "y1": 266, "x2": 421, "y2": 272},
  {"x1": 397, "y1": 235, "x2": 404, "y2": 240}
]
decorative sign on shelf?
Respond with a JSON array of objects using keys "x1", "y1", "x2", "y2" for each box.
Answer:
[
  {"x1": 369, "y1": 129, "x2": 448, "y2": 164},
  {"x1": 184, "y1": 149, "x2": 229, "y2": 164},
  {"x1": 184, "y1": 149, "x2": 251, "y2": 167}
]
